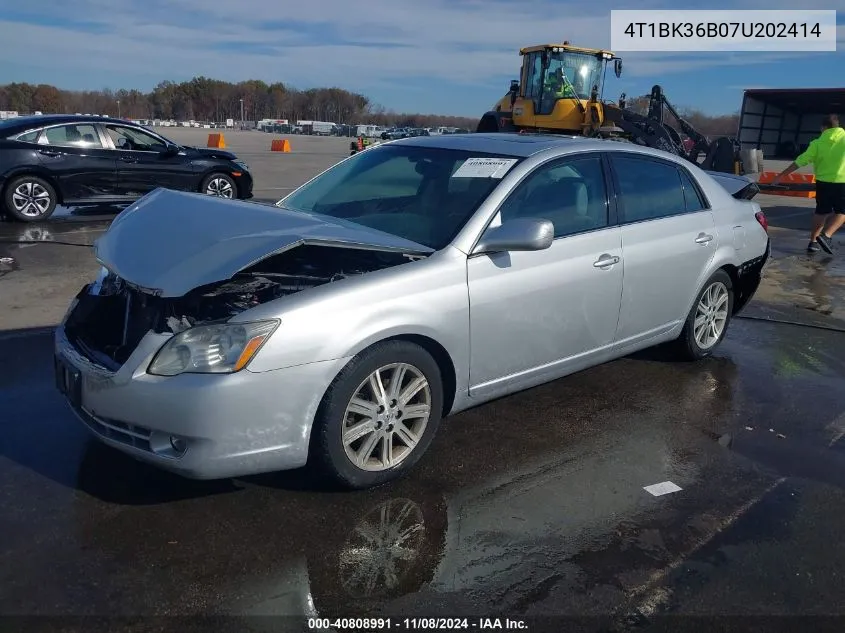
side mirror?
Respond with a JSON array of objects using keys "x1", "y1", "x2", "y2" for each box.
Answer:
[
  {"x1": 614, "y1": 59, "x2": 623, "y2": 78},
  {"x1": 162, "y1": 143, "x2": 180, "y2": 156},
  {"x1": 474, "y1": 218, "x2": 554, "y2": 254}
]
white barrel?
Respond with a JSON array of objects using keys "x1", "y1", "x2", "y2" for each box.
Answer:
[{"x1": 740, "y1": 149, "x2": 758, "y2": 174}]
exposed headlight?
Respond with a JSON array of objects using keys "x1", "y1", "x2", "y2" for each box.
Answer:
[
  {"x1": 90, "y1": 265, "x2": 109, "y2": 295},
  {"x1": 233, "y1": 159, "x2": 249, "y2": 171},
  {"x1": 148, "y1": 320, "x2": 279, "y2": 376}
]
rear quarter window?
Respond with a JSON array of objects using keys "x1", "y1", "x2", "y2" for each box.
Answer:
[{"x1": 14, "y1": 130, "x2": 41, "y2": 143}]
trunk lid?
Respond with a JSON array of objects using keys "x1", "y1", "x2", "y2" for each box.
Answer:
[
  {"x1": 705, "y1": 170, "x2": 760, "y2": 200},
  {"x1": 94, "y1": 188, "x2": 433, "y2": 297}
]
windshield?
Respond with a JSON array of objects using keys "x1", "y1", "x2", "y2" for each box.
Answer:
[
  {"x1": 546, "y1": 51, "x2": 604, "y2": 100},
  {"x1": 278, "y1": 145, "x2": 523, "y2": 250}
]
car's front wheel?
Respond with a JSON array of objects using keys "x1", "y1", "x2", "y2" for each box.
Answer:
[
  {"x1": 673, "y1": 269, "x2": 734, "y2": 360},
  {"x1": 200, "y1": 172, "x2": 237, "y2": 199},
  {"x1": 3, "y1": 175, "x2": 58, "y2": 222},
  {"x1": 312, "y1": 340, "x2": 444, "y2": 489}
]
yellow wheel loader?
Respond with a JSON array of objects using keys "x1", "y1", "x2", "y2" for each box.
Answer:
[{"x1": 476, "y1": 42, "x2": 742, "y2": 174}]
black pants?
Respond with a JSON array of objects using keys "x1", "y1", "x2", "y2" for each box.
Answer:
[{"x1": 815, "y1": 181, "x2": 845, "y2": 215}]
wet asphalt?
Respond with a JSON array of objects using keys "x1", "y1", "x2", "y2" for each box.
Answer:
[{"x1": 2, "y1": 209, "x2": 845, "y2": 632}]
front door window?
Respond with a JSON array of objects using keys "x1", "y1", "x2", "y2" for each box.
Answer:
[{"x1": 105, "y1": 125, "x2": 167, "y2": 152}]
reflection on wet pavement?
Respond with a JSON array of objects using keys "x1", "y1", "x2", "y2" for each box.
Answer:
[
  {"x1": 1, "y1": 316, "x2": 844, "y2": 626},
  {"x1": 754, "y1": 227, "x2": 845, "y2": 324}
]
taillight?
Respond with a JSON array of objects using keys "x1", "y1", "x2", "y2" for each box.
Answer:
[{"x1": 755, "y1": 211, "x2": 768, "y2": 233}]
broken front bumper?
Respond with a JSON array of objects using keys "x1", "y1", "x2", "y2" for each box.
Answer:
[{"x1": 53, "y1": 296, "x2": 351, "y2": 480}]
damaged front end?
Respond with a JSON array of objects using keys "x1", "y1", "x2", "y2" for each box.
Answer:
[{"x1": 64, "y1": 244, "x2": 420, "y2": 372}]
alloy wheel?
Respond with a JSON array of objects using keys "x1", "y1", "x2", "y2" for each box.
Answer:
[
  {"x1": 694, "y1": 281, "x2": 729, "y2": 349},
  {"x1": 12, "y1": 181, "x2": 52, "y2": 218},
  {"x1": 205, "y1": 177, "x2": 234, "y2": 198},
  {"x1": 342, "y1": 363, "x2": 432, "y2": 472}
]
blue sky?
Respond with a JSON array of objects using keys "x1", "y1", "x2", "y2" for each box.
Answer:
[{"x1": 0, "y1": 0, "x2": 842, "y2": 117}]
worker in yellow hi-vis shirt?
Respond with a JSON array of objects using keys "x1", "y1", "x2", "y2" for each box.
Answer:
[{"x1": 772, "y1": 113, "x2": 845, "y2": 255}]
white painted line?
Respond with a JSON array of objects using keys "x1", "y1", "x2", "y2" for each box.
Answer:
[
  {"x1": 622, "y1": 477, "x2": 787, "y2": 623},
  {"x1": 644, "y1": 481, "x2": 682, "y2": 496}
]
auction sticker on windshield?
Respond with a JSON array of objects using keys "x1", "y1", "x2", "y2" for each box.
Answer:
[{"x1": 452, "y1": 157, "x2": 518, "y2": 179}]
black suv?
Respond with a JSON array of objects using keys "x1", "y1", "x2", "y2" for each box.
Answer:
[{"x1": 0, "y1": 115, "x2": 253, "y2": 222}]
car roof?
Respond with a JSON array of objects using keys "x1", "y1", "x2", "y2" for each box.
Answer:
[
  {"x1": 388, "y1": 132, "x2": 632, "y2": 158},
  {"x1": 0, "y1": 114, "x2": 139, "y2": 136},
  {"x1": 390, "y1": 132, "x2": 714, "y2": 168}
]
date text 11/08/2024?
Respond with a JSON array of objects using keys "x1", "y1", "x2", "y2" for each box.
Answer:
[
  {"x1": 307, "y1": 617, "x2": 528, "y2": 630},
  {"x1": 622, "y1": 21, "x2": 822, "y2": 39}
]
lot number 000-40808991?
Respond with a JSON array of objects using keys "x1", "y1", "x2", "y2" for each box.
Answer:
[{"x1": 307, "y1": 617, "x2": 527, "y2": 630}]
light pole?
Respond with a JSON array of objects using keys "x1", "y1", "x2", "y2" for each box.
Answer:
[
  {"x1": 117, "y1": 100, "x2": 121, "y2": 118},
  {"x1": 240, "y1": 99, "x2": 244, "y2": 129}
]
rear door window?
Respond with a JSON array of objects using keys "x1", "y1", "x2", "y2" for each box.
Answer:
[
  {"x1": 42, "y1": 124, "x2": 103, "y2": 148},
  {"x1": 609, "y1": 154, "x2": 687, "y2": 223}
]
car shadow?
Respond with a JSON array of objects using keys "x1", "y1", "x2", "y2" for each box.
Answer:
[
  {"x1": 627, "y1": 341, "x2": 693, "y2": 363},
  {"x1": 74, "y1": 440, "x2": 345, "y2": 505},
  {"x1": 59, "y1": 204, "x2": 128, "y2": 218},
  {"x1": 0, "y1": 204, "x2": 126, "y2": 226}
]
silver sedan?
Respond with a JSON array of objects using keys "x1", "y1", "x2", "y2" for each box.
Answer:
[{"x1": 54, "y1": 133, "x2": 770, "y2": 489}]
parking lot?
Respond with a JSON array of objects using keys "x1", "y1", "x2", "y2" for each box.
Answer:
[{"x1": 2, "y1": 131, "x2": 845, "y2": 629}]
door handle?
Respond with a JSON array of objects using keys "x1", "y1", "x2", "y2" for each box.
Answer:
[
  {"x1": 38, "y1": 149, "x2": 60, "y2": 157},
  {"x1": 695, "y1": 233, "x2": 714, "y2": 245},
  {"x1": 119, "y1": 156, "x2": 138, "y2": 163},
  {"x1": 593, "y1": 254, "x2": 620, "y2": 268}
]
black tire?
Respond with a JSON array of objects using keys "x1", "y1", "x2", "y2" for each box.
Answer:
[
  {"x1": 200, "y1": 172, "x2": 238, "y2": 199},
  {"x1": 3, "y1": 175, "x2": 58, "y2": 222},
  {"x1": 311, "y1": 340, "x2": 444, "y2": 490},
  {"x1": 672, "y1": 269, "x2": 734, "y2": 361},
  {"x1": 476, "y1": 115, "x2": 499, "y2": 133}
]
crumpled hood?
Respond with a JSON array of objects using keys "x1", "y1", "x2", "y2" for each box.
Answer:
[{"x1": 94, "y1": 188, "x2": 433, "y2": 297}]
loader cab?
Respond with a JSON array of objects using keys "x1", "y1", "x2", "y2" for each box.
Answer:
[
  {"x1": 522, "y1": 45, "x2": 616, "y2": 114},
  {"x1": 503, "y1": 43, "x2": 619, "y2": 131},
  {"x1": 479, "y1": 42, "x2": 622, "y2": 135}
]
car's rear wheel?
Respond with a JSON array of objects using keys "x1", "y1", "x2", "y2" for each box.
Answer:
[
  {"x1": 3, "y1": 175, "x2": 58, "y2": 222},
  {"x1": 312, "y1": 340, "x2": 444, "y2": 489},
  {"x1": 673, "y1": 270, "x2": 734, "y2": 360},
  {"x1": 201, "y1": 172, "x2": 237, "y2": 199}
]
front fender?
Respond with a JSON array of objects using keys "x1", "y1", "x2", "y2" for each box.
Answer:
[{"x1": 240, "y1": 262, "x2": 471, "y2": 392}]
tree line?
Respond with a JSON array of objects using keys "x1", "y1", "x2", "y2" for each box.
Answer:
[
  {"x1": 0, "y1": 77, "x2": 738, "y2": 136},
  {"x1": 0, "y1": 78, "x2": 480, "y2": 130}
]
